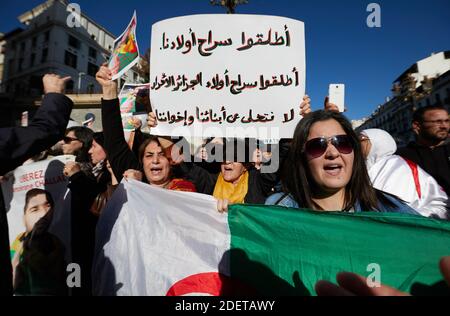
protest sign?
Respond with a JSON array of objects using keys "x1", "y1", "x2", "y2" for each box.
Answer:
[
  {"x1": 2, "y1": 156, "x2": 75, "y2": 260},
  {"x1": 109, "y1": 11, "x2": 140, "y2": 81},
  {"x1": 150, "y1": 14, "x2": 306, "y2": 139},
  {"x1": 119, "y1": 83, "x2": 151, "y2": 131}
]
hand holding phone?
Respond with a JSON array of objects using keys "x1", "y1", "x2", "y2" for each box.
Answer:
[{"x1": 328, "y1": 84, "x2": 345, "y2": 113}]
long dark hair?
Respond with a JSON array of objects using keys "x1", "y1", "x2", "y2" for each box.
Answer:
[
  {"x1": 137, "y1": 136, "x2": 175, "y2": 183},
  {"x1": 282, "y1": 110, "x2": 389, "y2": 211},
  {"x1": 66, "y1": 126, "x2": 94, "y2": 163},
  {"x1": 138, "y1": 136, "x2": 167, "y2": 163}
]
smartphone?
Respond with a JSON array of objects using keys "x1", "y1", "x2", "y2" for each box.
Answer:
[{"x1": 328, "y1": 84, "x2": 345, "y2": 112}]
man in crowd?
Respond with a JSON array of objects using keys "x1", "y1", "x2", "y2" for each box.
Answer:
[
  {"x1": 0, "y1": 74, "x2": 73, "y2": 296},
  {"x1": 397, "y1": 105, "x2": 450, "y2": 196}
]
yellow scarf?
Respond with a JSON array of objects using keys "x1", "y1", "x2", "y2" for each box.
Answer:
[{"x1": 213, "y1": 171, "x2": 249, "y2": 204}]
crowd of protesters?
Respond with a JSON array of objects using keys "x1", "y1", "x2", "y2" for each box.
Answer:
[{"x1": 0, "y1": 67, "x2": 449, "y2": 296}]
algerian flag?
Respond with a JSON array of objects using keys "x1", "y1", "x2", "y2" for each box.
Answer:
[{"x1": 93, "y1": 179, "x2": 450, "y2": 296}]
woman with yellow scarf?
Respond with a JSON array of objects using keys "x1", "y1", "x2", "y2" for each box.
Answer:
[{"x1": 178, "y1": 138, "x2": 280, "y2": 212}]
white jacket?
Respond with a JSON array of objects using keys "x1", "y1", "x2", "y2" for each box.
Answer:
[{"x1": 362, "y1": 129, "x2": 449, "y2": 220}]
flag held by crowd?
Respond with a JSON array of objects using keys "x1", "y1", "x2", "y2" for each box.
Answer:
[{"x1": 93, "y1": 179, "x2": 450, "y2": 296}]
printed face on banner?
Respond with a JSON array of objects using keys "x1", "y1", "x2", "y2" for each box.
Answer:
[
  {"x1": 23, "y1": 193, "x2": 53, "y2": 233},
  {"x1": 108, "y1": 11, "x2": 140, "y2": 81},
  {"x1": 119, "y1": 83, "x2": 151, "y2": 130},
  {"x1": 150, "y1": 14, "x2": 306, "y2": 139},
  {"x1": 2, "y1": 156, "x2": 75, "y2": 246}
]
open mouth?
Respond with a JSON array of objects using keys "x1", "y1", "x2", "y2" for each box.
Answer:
[
  {"x1": 323, "y1": 164, "x2": 343, "y2": 176},
  {"x1": 150, "y1": 167, "x2": 163, "y2": 176},
  {"x1": 224, "y1": 165, "x2": 234, "y2": 172}
]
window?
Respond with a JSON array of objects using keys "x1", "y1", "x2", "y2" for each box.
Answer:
[
  {"x1": 29, "y1": 76, "x2": 43, "y2": 96},
  {"x1": 32, "y1": 37, "x2": 37, "y2": 48},
  {"x1": 436, "y1": 93, "x2": 441, "y2": 103},
  {"x1": 87, "y1": 62, "x2": 99, "y2": 77},
  {"x1": 20, "y1": 42, "x2": 25, "y2": 52},
  {"x1": 18, "y1": 58, "x2": 24, "y2": 71},
  {"x1": 44, "y1": 31, "x2": 50, "y2": 43},
  {"x1": 68, "y1": 35, "x2": 80, "y2": 49},
  {"x1": 30, "y1": 54, "x2": 35, "y2": 67},
  {"x1": 66, "y1": 80, "x2": 74, "y2": 94},
  {"x1": 87, "y1": 83, "x2": 95, "y2": 94},
  {"x1": 8, "y1": 59, "x2": 15, "y2": 75},
  {"x1": 41, "y1": 48, "x2": 48, "y2": 63},
  {"x1": 65, "y1": 50, "x2": 77, "y2": 68},
  {"x1": 89, "y1": 47, "x2": 97, "y2": 60}
]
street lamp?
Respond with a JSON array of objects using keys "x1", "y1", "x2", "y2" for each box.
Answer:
[
  {"x1": 210, "y1": 0, "x2": 248, "y2": 14},
  {"x1": 78, "y1": 72, "x2": 86, "y2": 94}
]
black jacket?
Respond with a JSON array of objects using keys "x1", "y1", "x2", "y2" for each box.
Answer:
[
  {"x1": 0, "y1": 93, "x2": 72, "y2": 296},
  {"x1": 101, "y1": 98, "x2": 140, "y2": 183},
  {"x1": 67, "y1": 170, "x2": 101, "y2": 296},
  {"x1": 396, "y1": 140, "x2": 450, "y2": 196}
]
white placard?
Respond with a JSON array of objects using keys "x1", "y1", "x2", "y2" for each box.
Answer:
[
  {"x1": 2, "y1": 156, "x2": 75, "y2": 258},
  {"x1": 150, "y1": 14, "x2": 306, "y2": 139}
]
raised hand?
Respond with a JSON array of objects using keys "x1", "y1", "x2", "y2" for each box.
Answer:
[
  {"x1": 96, "y1": 63, "x2": 117, "y2": 99},
  {"x1": 43, "y1": 74, "x2": 71, "y2": 94},
  {"x1": 63, "y1": 161, "x2": 81, "y2": 178},
  {"x1": 300, "y1": 94, "x2": 312, "y2": 115}
]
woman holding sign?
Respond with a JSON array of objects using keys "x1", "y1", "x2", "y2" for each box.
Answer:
[{"x1": 96, "y1": 65, "x2": 196, "y2": 192}]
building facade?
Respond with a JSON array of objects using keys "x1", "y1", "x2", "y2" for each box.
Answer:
[
  {"x1": 356, "y1": 52, "x2": 450, "y2": 146},
  {"x1": 0, "y1": 0, "x2": 142, "y2": 127}
]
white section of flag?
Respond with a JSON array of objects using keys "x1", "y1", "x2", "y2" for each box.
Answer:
[{"x1": 93, "y1": 179, "x2": 230, "y2": 296}]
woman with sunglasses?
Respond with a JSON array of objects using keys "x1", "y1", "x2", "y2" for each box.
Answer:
[
  {"x1": 266, "y1": 110, "x2": 419, "y2": 214},
  {"x1": 58, "y1": 126, "x2": 94, "y2": 174},
  {"x1": 63, "y1": 132, "x2": 119, "y2": 296}
]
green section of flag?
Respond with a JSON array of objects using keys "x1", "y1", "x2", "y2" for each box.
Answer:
[
  {"x1": 118, "y1": 52, "x2": 138, "y2": 72},
  {"x1": 228, "y1": 205, "x2": 450, "y2": 296}
]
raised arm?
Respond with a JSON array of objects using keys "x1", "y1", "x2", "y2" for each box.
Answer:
[
  {"x1": 0, "y1": 74, "x2": 72, "y2": 296},
  {"x1": 96, "y1": 65, "x2": 140, "y2": 182},
  {"x1": 0, "y1": 75, "x2": 73, "y2": 175}
]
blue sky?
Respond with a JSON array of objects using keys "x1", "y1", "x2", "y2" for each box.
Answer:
[{"x1": 1, "y1": 0, "x2": 449, "y2": 120}]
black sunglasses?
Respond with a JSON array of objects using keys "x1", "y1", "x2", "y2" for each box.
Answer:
[
  {"x1": 63, "y1": 136, "x2": 80, "y2": 144},
  {"x1": 303, "y1": 135, "x2": 354, "y2": 159}
]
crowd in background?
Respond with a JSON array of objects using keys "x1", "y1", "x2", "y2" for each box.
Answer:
[{"x1": 0, "y1": 68, "x2": 449, "y2": 296}]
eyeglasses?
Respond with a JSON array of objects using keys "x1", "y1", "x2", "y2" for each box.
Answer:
[
  {"x1": 63, "y1": 136, "x2": 80, "y2": 144},
  {"x1": 422, "y1": 119, "x2": 450, "y2": 126},
  {"x1": 303, "y1": 135, "x2": 354, "y2": 159}
]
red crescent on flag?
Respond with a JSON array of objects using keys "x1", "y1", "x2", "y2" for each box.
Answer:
[{"x1": 166, "y1": 272, "x2": 257, "y2": 296}]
